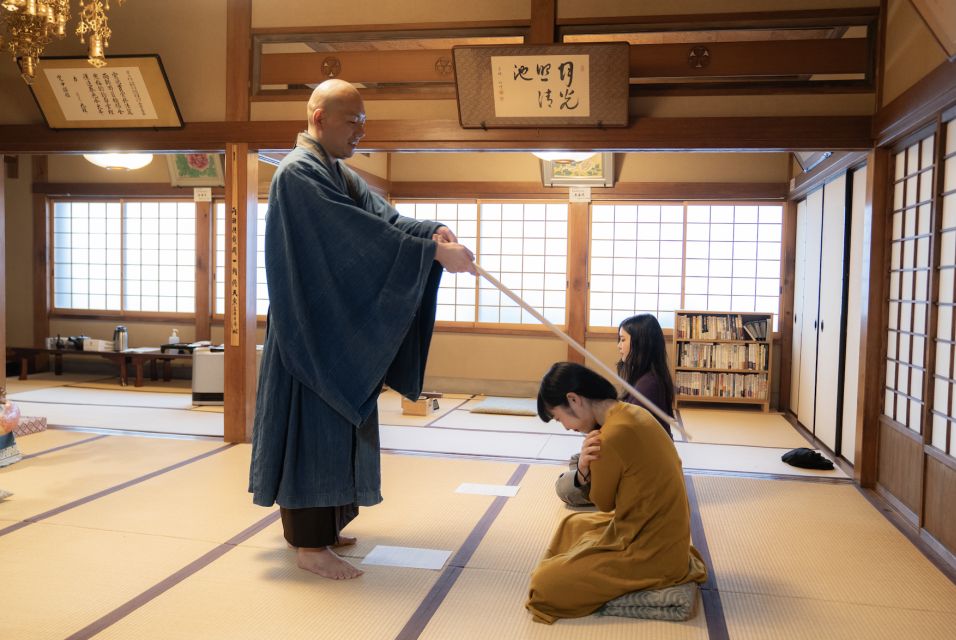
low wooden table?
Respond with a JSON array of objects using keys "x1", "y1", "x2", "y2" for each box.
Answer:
[
  {"x1": 7, "y1": 347, "x2": 192, "y2": 387},
  {"x1": 125, "y1": 350, "x2": 192, "y2": 387}
]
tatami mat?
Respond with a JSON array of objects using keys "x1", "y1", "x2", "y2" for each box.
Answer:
[
  {"x1": 720, "y1": 591, "x2": 956, "y2": 640},
  {"x1": 242, "y1": 453, "x2": 526, "y2": 558},
  {"x1": 377, "y1": 389, "x2": 472, "y2": 427},
  {"x1": 534, "y1": 433, "x2": 587, "y2": 462},
  {"x1": 466, "y1": 464, "x2": 577, "y2": 574},
  {"x1": 44, "y1": 444, "x2": 262, "y2": 543},
  {"x1": 380, "y1": 424, "x2": 551, "y2": 459},
  {"x1": 2, "y1": 433, "x2": 954, "y2": 639},
  {"x1": 0, "y1": 524, "x2": 217, "y2": 639},
  {"x1": 432, "y1": 408, "x2": 567, "y2": 435},
  {"x1": 4, "y1": 371, "x2": 112, "y2": 393},
  {"x1": 676, "y1": 441, "x2": 847, "y2": 478},
  {"x1": 678, "y1": 408, "x2": 810, "y2": 448},
  {"x1": 92, "y1": 548, "x2": 441, "y2": 640},
  {"x1": 0, "y1": 436, "x2": 224, "y2": 521},
  {"x1": 9, "y1": 427, "x2": 102, "y2": 453},
  {"x1": 693, "y1": 475, "x2": 956, "y2": 613},
  {"x1": 419, "y1": 567, "x2": 709, "y2": 640},
  {"x1": 70, "y1": 378, "x2": 193, "y2": 393},
  {"x1": 534, "y1": 434, "x2": 846, "y2": 479},
  {"x1": 190, "y1": 404, "x2": 224, "y2": 413},
  {"x1": 9, "y1": 386, "x2": 194, "y2": 409},
  {"x1": 8, "y1": 401, "x2": 223, "y2": 436}
]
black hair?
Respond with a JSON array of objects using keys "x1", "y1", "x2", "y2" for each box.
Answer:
[
  {"x1": 536, "y1": 362, "x2": 618, "y2": 422},
  {"x1": 617, "y1": 313, "x2": 675, "y2": 411}
]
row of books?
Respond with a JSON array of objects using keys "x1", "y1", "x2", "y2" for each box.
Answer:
[
  {"x1": 742, "y1": 318, "x2": 769, "y2": 340},
  {"x1": 675, "y1": 313, "x2": 770, "y2": 341},
  {"x1": 677, "y1": 343, "x2": 769, "y2": 371},
  {"x1": 675, "y1": 372, "x2": 769, "y2": 400}
]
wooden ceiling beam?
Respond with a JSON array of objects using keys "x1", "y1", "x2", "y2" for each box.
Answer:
[
  {"x1": 628, "y1": 39, "x2": 867, "y2": 77},
  {"x1": 529, "y1": 0, "x2": 556, "y2": 45},
  {"x1": 259, "y1": 38, "x2": 868, "y2": 86},
  {"x1": 556, "y1": 7, "x2": 879, "y2": 30},
  {"x1": 0, "y1": 116, "x2": 872, "y2": 154}
]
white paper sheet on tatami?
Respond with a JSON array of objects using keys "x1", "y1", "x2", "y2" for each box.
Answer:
[{"x1": 362, "y1": 545, "x2": 452, "y2": 570}]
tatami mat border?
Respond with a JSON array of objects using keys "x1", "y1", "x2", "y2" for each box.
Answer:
[
  {"x1": 63, "y1": 510, "x2": 282, "y2": 640},
  {"x1": 395, "y1": 463, "x2": 530, "y2": 640},
  {"x1": 423, "y1": 398, "x2": 472, "y2": 427},
  {"x1": 11, "y1": 398, "x2": 198, "y2": 411},
  {"x1": 43, "y1": 424, "x2": 224, "y2": 441},
  {"x1": 20, "y1": 433, "x2": 109, "y2": 460},
  {"x1": 0, "y1": 443, "x2": 235, "y2": 538},
  {"x1": 685, "y1": 474, "x2": 730, "y2": 640},
  {"x1": 683, "y1": 468, "x2": 855, "y2": 485},
  {"x1": 380, "y1": 421, "x2": 581, "y2": 439}
]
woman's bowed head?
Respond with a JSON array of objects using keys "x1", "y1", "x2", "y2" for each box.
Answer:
[{"x1": 537, "y1": 362, "x2": 618, "y2": 434}]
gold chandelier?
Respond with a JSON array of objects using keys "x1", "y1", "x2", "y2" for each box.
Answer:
[{"x1": 0, "y1": 0, "x2": 126, "y2": 85}]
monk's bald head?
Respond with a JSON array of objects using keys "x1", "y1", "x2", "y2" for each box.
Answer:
[
  {"x1": 307, "y1": 79, "x2": 360, "y2": 120},
  {"x1": 306, "y1": 79, "x2": 367, "y2": 159}
]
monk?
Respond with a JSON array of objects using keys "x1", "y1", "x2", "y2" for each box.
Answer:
[
  {"x1": 527, "y1": 362, "x2": 707, "y2": 623},
  {"x1": 249, "y1": 79, "x2": 475, "y2": 580}
]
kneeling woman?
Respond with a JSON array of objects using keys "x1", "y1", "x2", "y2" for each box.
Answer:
[{"x1": 527, "y1": 362, "x2": 707, "y2": 624}]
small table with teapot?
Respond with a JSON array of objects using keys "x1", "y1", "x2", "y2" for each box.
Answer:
[{"x1": 7, "y1": 346, "x2": 192, "y2": 387}]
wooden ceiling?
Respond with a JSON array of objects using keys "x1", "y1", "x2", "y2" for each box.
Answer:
[{"x1": 253, "y1": 8, "x2": 878, "y2": 100}]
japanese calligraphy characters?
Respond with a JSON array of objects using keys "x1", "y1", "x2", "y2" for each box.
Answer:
[{"x1": 491, "y1": 54, "x2": 590, "y2": 118}]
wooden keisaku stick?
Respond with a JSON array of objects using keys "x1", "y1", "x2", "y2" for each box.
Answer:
[{"x1": 472, "y1": 263, "x2": 688, "y2": 441}]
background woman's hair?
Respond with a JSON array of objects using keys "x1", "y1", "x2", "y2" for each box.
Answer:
[
  {"x1": 537, "y1": 362, "x2": 617, "y2": 422},
  {"x1": 617, "y1": 314, "x2": 675, "y2": 410}
]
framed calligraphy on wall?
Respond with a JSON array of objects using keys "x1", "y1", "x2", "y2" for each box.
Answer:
[
  {"x1": 452, "y1": 43, "x2": 628, "y2": 128},
  {"x1": 28, "y1": 55, "x2": 183, "y2": 129}
]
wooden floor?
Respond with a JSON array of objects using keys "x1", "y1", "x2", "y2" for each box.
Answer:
[{"x1": 1, "y1": 426, "x2": 955, "y2": 639}]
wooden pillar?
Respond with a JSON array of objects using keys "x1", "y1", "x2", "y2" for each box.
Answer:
[
  {"x1": 778, "y1": 198, "x2": 798, "y2": 411},
  {"x1": 1, "y1": 157, "x2": 6, "y2": 395},
  {"x1": 226, "y1": 0, "x2": 252, "y2": 122},
  {"x1": 223, "y1": 144, "x2": 258, "y2": 443},
  {"x1": 529, "y1": 0, "x2": 556, "y2": 45},
  {"x1": 855, "y1": 147, "x2": 890, "y2": 487},
  {"x1": 566, "y1": 200, "x2": 589, "y2": 364},
  {"x1": 32, "y1": 156, "x2": 48, "y2": 349},
  {"x1": 194, "y1": 201, "x2": 212, "y2": 341}
]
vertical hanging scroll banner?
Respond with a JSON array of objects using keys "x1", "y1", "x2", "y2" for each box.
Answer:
[
  {"x1": 453, "y1": 43, "x2": 628, "y2": 128},
  {"x1": 229, "y1": 200, "x2": 240, "y2": 347}
]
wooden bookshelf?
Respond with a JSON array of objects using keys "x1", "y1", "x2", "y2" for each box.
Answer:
[{"x1": 673, "y1": 310, "x2": 772, "y2": 411}]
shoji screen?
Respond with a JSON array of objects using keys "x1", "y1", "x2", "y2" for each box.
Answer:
[
  {"x1": 932, "y1": 122, "x2": 956, "y2": 457},
  {"x1": 885, "y1": 135, "x2": 935, "y2": 434}
]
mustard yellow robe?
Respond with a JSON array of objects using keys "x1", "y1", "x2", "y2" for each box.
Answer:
[{"x1": 526, "y1": 402, "x2": 708, "y2": 624}]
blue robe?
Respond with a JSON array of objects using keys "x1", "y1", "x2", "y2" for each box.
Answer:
[{"x1": 249, "y1": 133, "x2": 443, "y2": 509}]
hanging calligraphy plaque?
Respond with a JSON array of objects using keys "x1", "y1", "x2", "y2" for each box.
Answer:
[
  {"x1": 453, "y1": 43, "x2": 628, "y2": 128},
  {"x1": 28, "y1": 55, "x2": 183, "y2": 129}
]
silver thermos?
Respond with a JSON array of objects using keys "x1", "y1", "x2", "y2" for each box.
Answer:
[{"x1": 113, "y1": 325, "x2": 128, "y2": 351}]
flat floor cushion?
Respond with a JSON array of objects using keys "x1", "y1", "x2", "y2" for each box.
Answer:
[
  {"x1": 468, "y1": 397, "x2": 537, "y2": 416},
  {"x1": 595, "y1": 581, "x2": 700, "y2": 621}
]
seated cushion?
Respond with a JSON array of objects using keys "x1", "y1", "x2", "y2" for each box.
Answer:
[{"x1": 595, "y1": 581, "x2": 699, "y2": 621}]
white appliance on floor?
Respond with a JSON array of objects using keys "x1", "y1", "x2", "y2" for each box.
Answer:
[{"x1": 192, "y1": 346, "x2": 263, "y2": 405}]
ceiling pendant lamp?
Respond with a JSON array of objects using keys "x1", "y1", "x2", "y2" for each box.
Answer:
[
  {"x1": 83, "y1": 153, "x2": 153, "y2": 170},
  {"x1": 532, "y1": 151, "x2": 596, "y2": 164}
]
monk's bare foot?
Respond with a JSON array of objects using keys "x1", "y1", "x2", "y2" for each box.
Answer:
[
  {"x1": 296, "y1": 546, "x2": 363, "y2": 579},
  {"x1": 333, "y1": 534, "x2": 356, "y2": 547}
]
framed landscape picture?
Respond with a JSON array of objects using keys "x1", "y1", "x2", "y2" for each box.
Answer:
[
  {"x1": 166, "y1": 153, "x2": 224, "y2": 187},
  {"x1": 541, "y1": 152, "x2": 615, "y2": 187}
]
